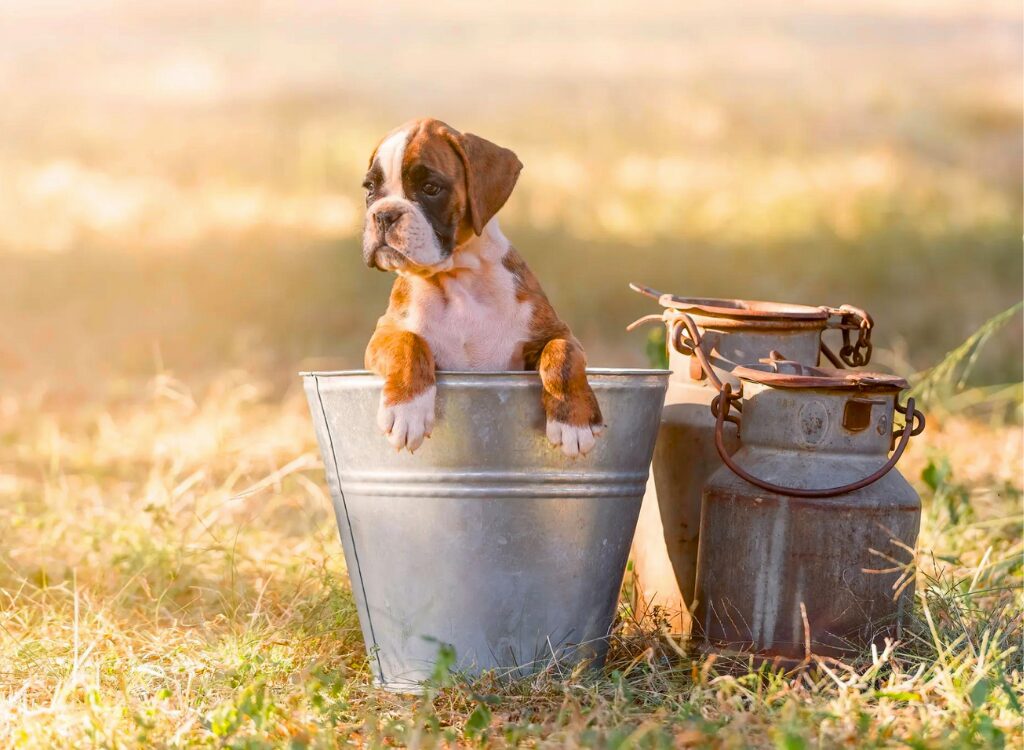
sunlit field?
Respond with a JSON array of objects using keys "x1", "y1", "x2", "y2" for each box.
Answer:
[
  {"x1": 1, "y1": 325, "x2": 1021, "y2": 748},
  {"x1": 0, "y1": 1, "x2": 1021, "y2": 747}
]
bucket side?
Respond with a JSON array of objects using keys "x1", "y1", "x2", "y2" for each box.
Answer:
[
  {"x1": 307, "y1": 370, "x2": 668, "y2": 483},
  {"x1": 302, "y1": 375, "x2": 386, "y2": 685}
]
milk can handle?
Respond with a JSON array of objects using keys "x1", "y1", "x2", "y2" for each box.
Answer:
[
  {"x1": 669, "y1": 313, "x2": 731, "y2": 394},
  {"x1": 711, "y1": 384, "x2": 925, "y2": 498},
  {"x1": 627, "y1": 309, "x2": 746, "y2": 414},
  {"x1": 820, "y1": 305, "x2": 874, "y2": 368}
]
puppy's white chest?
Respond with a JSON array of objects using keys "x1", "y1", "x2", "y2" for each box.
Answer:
[{"x1": 407, "y1": 277, "x2": 532, "y2": 371}]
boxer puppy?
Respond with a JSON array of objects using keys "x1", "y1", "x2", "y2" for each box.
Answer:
[{"x1": 361, "y1": 118, "x2": 603, "y2": 456}]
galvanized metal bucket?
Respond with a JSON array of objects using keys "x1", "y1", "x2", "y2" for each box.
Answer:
[
  {"x1": 303, "y1": 369, "x2": 668, "y2": 692},
  {"x1": 693, "y1": 361, "x2": 924, "y2": 664},
  {"x1": 627, "y1": 285, "x2": 874, "y2": 634}
]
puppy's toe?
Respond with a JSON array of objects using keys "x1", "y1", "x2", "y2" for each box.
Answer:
[
  {"x1": 378, "y1": 386, "x2": 436, "y2": 453},
  {"x1": 576, "y1": 425, "x2": 597, "y2": 455},
  {"x1": 386, "y1": 419, "x2": 409, "y2": 451},
  {"x1": 377, "y1": 400, "x2": 396, "y2": 434},
  {"x1": 424, "y1": 404, "x2": 435, "y2": 438},
  {"x1": 405, "y1": 418, "x2": 427, "y2": 452},
  {"x1": 546, "y1": 421, "x2": 602, "y2": 457}
]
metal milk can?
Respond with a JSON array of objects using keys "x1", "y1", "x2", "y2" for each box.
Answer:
[
  {"x1": 693, "y1": 361, "x2": 925, "y2": 663},
  {"x1": 627, "y1": 284, "x2": 874, "y2": 633}
]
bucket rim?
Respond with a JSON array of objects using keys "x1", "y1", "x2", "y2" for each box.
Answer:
[{"x1": 300, "y1": 367, "x2": 671, "y2": 378}]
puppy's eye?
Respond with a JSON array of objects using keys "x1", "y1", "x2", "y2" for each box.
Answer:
[
  {"x1": 362, "y1": 180, "x2": 374, "y2": 191},
  {"x1": 422, "y1": 182, "x2": 442, "y2": 197}
]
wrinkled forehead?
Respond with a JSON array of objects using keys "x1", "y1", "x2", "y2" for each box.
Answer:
[
  {"x1": 368, "y1": 122, "x2": 463, "y2": 186},
  {"x1": 404, "y1": 124, "x2": 462, "y2": 177}
]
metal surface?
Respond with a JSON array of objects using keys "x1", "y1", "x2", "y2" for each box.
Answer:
[
  {"x1": 630, "y1": 284, "x2": 874, "y2": 366},
  {"x1": 712, "y1": 383, "x2": 924, "y2": 499},
  {"x1": 629, "y1": 283, "x2": 830, "y2": 322},
  {"x1": 730, "y1": 361, "x2": 903, "y2": 390},
  {"x1": 693, "y1": 372, "x2": 922, "y2": 662},
  {"x1": 303, "y1": 369, "x2": 668, "y2": 692},
  {"x1": 628, "y1": 285, "x2": 874, "y2": 634}
]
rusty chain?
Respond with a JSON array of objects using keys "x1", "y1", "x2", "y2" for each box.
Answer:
[{"x1": 821, "y1": 305, "x2": 874, "y2": 368}]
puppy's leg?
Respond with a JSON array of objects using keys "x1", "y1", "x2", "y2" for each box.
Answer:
[
  {"x1": 538, "y1": 338, "x2": 604, "y2": 457},
  {"x1": 366, "y1": 324, "x2": 436, "y2": 452}
]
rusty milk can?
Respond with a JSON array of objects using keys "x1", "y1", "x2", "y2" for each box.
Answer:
[
  {"x1": 627, "y1": 284, "x2": 874, "y2": 633},
  {"x1": 693, "y1": 361, "x2": 925, "y2": 663}
]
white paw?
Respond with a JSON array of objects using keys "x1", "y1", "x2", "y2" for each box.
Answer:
[
  {"x1": 546, "y1": 420, "x2": 604, "y2": 457},
  {"x1": 377, "y1": 386, "x2": 436, "y2": 453}
]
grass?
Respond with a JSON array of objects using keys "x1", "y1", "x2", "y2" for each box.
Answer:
[{"x1": 0, "y1": 309, "x2": 1021, "y2": 748}]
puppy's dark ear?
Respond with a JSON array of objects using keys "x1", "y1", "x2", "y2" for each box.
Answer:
[{"x1": 447, "y1": 131, "x2": 523, "y2": 235}]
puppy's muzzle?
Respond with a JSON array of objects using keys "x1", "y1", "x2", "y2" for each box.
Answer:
[
  {"x1": 375, "y1": 209, "x2": 401, "y2": 236},
  {"x1": 364, "y1": 205, "x2": 407, "y2": 269},
  {"x1": 366, "y1": 245, "x2": 406, "y2": 271}
]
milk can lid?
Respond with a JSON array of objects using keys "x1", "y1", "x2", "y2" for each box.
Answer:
[
  {"x1": 630, "y1": 284, "x2": 828, "y2": 321},
  {"x1": 733, "y1": 361, "x2": 908, "y2": 391},
  {"x1": 660, "y1": 295, "x2": 827, "y2": 321}
]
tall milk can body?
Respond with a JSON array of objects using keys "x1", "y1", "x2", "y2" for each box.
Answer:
[
  {"x1": 630, "y1": 291, "x2": 873, "y2": 633},
  {"x1": 693, "y1": 363, "x2": 924, "y2": 662}
]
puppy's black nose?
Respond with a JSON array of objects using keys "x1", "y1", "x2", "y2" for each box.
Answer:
[{"x1": 376, "y1": 209, "x2": 400, "y2": 234}]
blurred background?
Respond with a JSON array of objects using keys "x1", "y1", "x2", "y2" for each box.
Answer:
[{"x1": 0, "y1": 0, "x2": 1020, "y2": 392}]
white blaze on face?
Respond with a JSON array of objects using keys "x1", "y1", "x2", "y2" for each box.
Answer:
[
  {"x1": 376, "y1": 129, "x2": 407, "y2": 198},
  {"x1": 363, "y1": 128, "x2": 449, "y2": 272}
]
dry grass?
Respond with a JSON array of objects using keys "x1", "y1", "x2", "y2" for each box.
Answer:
[{"x1": 0, "y1": 339, "x2": 1020, "y2": 747}]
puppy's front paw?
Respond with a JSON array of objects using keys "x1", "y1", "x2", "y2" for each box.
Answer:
[
  {"x1": 377, "y1": 386, "x2": 436, "y2": 452},
  {"x1": 546, "y1": 420, "x2": 604, "y2": 458}
]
